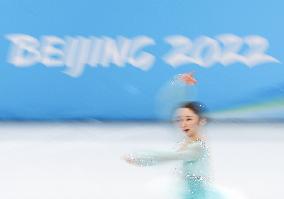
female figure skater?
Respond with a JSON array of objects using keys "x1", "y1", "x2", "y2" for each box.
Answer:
[{"x1": 123, "y1": 101, "x2": 227, "y2": 199}]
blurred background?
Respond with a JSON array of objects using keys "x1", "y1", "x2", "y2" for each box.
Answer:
[{"x1": 0, "y1": 0, "x2": 283, "y2": 199}]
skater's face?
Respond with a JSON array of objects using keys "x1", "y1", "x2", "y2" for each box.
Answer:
[{"x1": 175, "y1": 108, "x2": 205, "y2": 137}]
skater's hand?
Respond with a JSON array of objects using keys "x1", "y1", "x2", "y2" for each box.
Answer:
[
  {"x1": 122, "y1": 153, "x2": 157, "y2": 167},
  {"x1": 122, "y1": 154, "x2": 140, "y2": 166},
  {"x1": 179, "y1": 72, "x2": 197, "y2": 85}
]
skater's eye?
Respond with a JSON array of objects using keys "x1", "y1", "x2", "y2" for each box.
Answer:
[
  {"x1": 173, "y1": 118, "x2": 192, "y2": 123},
  {"x1": 184, "y1": 116, "x2": 193, "y2": 120}
]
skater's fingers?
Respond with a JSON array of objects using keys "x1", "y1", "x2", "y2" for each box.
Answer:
[{"x1": 121, "y1": 154, "x2": 138, "y2": 165}]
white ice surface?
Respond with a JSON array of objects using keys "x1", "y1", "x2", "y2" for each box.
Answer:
[{"x1": 0, "y1": 122, "x2": 283, "y2": 199}]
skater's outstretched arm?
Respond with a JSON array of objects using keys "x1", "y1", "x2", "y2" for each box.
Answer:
[{"x1": 123, "y1": 142, "x2": 203, "y2": 167}]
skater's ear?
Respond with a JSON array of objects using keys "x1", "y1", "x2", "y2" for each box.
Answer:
[{"x1": 199, "y1": 117, "x2": 207, "y2": 126}]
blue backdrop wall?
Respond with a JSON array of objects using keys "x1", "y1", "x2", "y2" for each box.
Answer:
[{"x1": 0, "y1": 0, "x2": 284, "y2": 120}]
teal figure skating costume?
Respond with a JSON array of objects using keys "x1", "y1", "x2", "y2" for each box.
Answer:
[{"x1": 128, "y1": 140, "x2": 227, "y2": 199}]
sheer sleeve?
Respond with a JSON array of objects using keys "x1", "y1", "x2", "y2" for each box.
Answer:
[{"x1": 126, "y1": 142, "x2": 203, "y2": 167}]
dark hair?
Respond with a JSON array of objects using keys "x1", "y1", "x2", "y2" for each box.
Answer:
[{"x1": 178, "y1": 101, "x2": 208, "y2": 118}]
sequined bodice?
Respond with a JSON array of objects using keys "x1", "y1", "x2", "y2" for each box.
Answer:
[{"x1": 182, "y1": 141, "x2": 210, "y2": 179}]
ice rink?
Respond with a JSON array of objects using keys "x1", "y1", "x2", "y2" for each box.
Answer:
[{"x1": 0, "y1": 122, "x2": 283, "y2": 199}]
